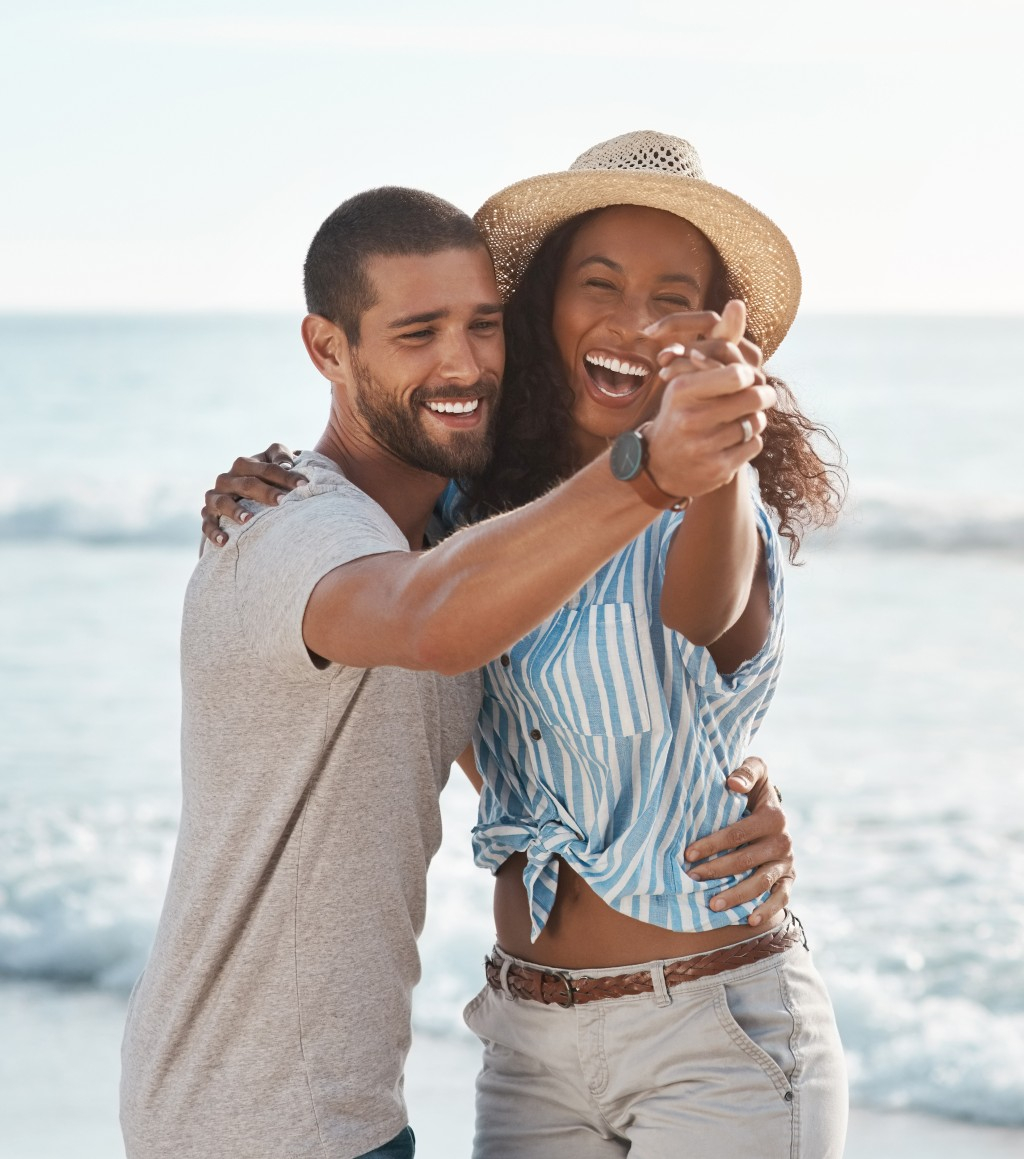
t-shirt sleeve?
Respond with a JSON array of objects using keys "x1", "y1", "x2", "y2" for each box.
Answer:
[
  {"x1": 232, "y1": 482, "x2": 407, "y2": 679},
  {"x1": 656, "y1": 474, "x2": 785, "y2": 697}
]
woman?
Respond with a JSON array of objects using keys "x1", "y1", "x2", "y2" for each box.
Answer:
[{"x1": 204, "y1": 131, "x2": 847, "y2": 1156}]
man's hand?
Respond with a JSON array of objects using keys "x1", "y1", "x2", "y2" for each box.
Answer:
[
  {"x1": 642, "y1": 301, "x2": 776, "y2": 501},
  {"x1": 684, "y1": 755, "x2": 794, "y2": 928},
  {"x1": 201, "y1": 444, "x2": 306, "y2": 546}
]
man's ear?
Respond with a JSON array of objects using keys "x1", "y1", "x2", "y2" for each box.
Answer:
[{"x1": 301, "y1": 314, "x2": 351, "y2": 384}]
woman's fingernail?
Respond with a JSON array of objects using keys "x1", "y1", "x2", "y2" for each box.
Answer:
[
  {"x1": 690, "y1": 349, "x2": 707, "y2": 363},
  {"x1": 215, "y1": 533, "x2": 226, "y2": 546},
  {"x1": 239, "y1": 511, "x2": 251, "y2": 523}
]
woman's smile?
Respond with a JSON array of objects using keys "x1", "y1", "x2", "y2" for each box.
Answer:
[{"x1": 581, "y1": 347, "x2": 656, "y2": 405}]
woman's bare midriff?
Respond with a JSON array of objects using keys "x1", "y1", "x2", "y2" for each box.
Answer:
[{"x1": 494, "y1": 851, "x2": 782, "y2": 969}]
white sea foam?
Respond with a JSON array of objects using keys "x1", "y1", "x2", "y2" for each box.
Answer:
[
  {"x1": 2, "y1": 798, "x2": 1023, "y2": 1126},
  {"x1": 0, "y1": 800, "x2": 176, "y2": 991},
  {"x1": 1, "y1": 479, "x2": 1023, "y2": 555}
]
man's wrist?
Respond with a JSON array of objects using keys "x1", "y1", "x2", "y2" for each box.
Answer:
[{"x1": 611, "y1": 424, "x2": 690, "y2": 512}]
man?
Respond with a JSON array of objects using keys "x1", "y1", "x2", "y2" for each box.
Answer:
[{"x1": 121, "y1": 186, "x2": 788, "y2": 1159}]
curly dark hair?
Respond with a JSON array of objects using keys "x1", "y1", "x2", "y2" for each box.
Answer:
[{"x1": 463, "y1": 209, "x2": 846, "y2": 560}]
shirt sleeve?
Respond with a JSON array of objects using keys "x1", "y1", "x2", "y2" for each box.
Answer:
[
  {"x1": 656, "y1": 473, "x2": 786, "y2": 696},
  {"x1": 433, "y1": 479, "x2": 472, "y2": 537},
  {"x1": 232, "y1": 481, "x2": 407, "y2": 680}
]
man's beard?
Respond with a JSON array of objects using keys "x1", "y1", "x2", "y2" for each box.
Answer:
[{"x1": 351, "y1": 354, "x2": 499, "y2": 479}]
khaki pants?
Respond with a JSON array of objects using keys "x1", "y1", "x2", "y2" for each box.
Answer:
[{"x1": 464, "y1": 930, "x2": 848, "y2": 1158}]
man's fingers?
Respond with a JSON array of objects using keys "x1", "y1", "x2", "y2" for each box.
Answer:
[
  {"x1": 745, "y1": 873, "x2": 794, "y2": 927},
  {"x1": 687, "y1": 832, "x2": 790, "y2": 880},
  {"x1": 705, "y1": 861, "x2": 790, "y2": 914},
  {"x1": 661, "y1": 362, "x2": 759, "y2": 404},
  {"x1": 725, "y1": 755, "x2": 768, "y2": 794},
  {"x1": 686, "y1": 799, "x2": 786, "y2": 862}
]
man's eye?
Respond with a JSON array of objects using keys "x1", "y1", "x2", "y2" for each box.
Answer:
[{"x1": 402, "y1": 329, "x2": 433, "y2": 340}]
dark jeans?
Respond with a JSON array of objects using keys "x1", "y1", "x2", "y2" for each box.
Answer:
[{"x1": 357, "y1": 1126, "x2": 415, "y2": 1159}]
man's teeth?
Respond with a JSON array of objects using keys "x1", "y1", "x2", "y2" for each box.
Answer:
[
  {"x1": 426, "y1": 399, "x2": 480, "y2": 414},
  {"x1": 585, "y1": 354, "x2": 648, "y2": 378}
]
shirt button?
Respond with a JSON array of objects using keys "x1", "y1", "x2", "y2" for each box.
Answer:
[
  {"x1": 500, "y1": 654, "x2": 510, "y2": 667},
  {"x1": 529, "y1": 728, "x2": 542, "y2": 741}
]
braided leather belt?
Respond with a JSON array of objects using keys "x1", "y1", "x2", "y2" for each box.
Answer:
[{"x1": 484, "y1": 919, "x2": 805, "y2": 1008}]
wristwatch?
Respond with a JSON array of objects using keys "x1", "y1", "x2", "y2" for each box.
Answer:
[{"x1": 609, "y1": 424, "x2": 690, "y2": 511}]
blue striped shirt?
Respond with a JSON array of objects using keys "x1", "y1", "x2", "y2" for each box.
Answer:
[{"x1": 442, "y1": 479, "x2": 785, "y2": 941}]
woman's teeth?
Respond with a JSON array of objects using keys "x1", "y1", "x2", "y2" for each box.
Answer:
[
  {"x1": 426, "y1": 399, "x2": 479, "y2": 414},
  {"x1": 585, "y1": 353, "x2": 648, "y2": 378},
  {"x1": 584, "y1": 352, "x2": 650, "y2": 398}
]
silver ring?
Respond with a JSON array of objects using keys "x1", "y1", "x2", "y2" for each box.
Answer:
[{"x1": 739, "y1": 417, "x2": 754, "y2": 443}]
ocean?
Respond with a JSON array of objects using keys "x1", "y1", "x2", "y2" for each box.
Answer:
[{"x1": 1, "y1": 314, "x2": 1023, "y2": 1155}]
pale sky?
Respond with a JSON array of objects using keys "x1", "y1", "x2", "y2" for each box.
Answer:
[{"x1": 1, "y1": 0, "x2": 1019, "y2": 313}]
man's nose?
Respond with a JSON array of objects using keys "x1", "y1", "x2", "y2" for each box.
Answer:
[{"x1": 436, "y1": 331, "x2": 483, "y2": 383}]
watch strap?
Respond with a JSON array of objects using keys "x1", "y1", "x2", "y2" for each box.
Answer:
[{"x1": 629, "y1": 424, "x2": 690, "y2": 511}]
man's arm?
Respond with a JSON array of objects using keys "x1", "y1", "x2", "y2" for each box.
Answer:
[{"x1": 304, "y1": 355, "x2": 772, "y2": 675}]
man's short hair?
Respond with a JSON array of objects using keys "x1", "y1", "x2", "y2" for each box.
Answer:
[{"x1": 303, "y1": 187, "x2": 485, "y2": 345}]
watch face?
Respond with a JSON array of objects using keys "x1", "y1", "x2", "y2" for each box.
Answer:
[{"x1": 610, "y1": 430, "x2": 645, "y2": 481}]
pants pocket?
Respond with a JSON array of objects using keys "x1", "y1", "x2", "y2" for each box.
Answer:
[
  {"x1": 463, "y1": 983, "x2": 492, "y2": 1030},
  {"x1": 712, "y1": 973, "x2": 795, "y2": 1098}
]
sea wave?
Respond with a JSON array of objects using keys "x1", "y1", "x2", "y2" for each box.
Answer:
[
  {"x1": 1, "y1": 486, "x2": 1023, "y2": 555},
  {"x1": 2, "y1": 800, "x2": 1023, "y2": 1126},
  {"x1": 821, "y1": 491, "x2": 1024, "y2": 556}
]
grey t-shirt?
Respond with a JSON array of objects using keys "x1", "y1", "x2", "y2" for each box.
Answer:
[{"x1": 120, "y1": 452, "x2": 482, "y2": 1159}]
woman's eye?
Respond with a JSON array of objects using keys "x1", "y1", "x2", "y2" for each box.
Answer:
[
  {"x1": 657, "y1": 296, "x2": 692, "y2": 310},
  {"x1": 584, "y1": 278, "x2": 617, "y2": 291}
]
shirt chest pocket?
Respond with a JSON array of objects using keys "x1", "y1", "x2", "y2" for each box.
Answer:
[{"x1": 515, "y1": 602, "x2": 653, "y2": 738}]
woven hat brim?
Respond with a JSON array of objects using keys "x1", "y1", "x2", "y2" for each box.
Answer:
[{"x1": 475, "y1": 170, "x2": 801, "y2": 359}]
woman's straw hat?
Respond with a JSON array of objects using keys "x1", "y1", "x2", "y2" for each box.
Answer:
[{"x1": 475, "y1": 130, "x2": 801, "y2": 358}]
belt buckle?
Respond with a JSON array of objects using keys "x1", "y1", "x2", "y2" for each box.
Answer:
[{"x1": 547, "y1": 971, "x2": 575, "y2": 1008}]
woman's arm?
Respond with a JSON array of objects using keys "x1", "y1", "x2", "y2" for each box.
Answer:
[
  {"x1": 653, "y1": 302, "x2": 772, "y2": 668},
  {"x1": 201, "y1": 444, "x2": 305, "y2": 545}
]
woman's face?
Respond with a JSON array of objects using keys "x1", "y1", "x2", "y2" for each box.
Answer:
[{"x1": 551, "y1": 204, "x2": 717, "y2": 464}]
